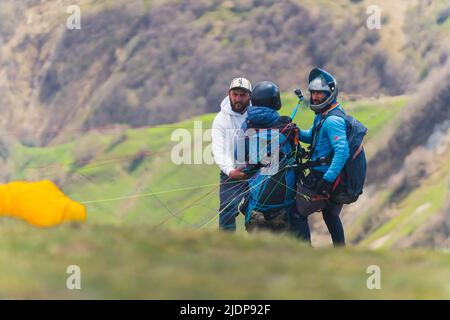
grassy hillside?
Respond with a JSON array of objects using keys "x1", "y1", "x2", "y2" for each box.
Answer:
[
  {"x1": 347, "y1": 147, "x2": 450, "y2": 249},
  {"x1": 1, "y1": 221, "x2": 449, "y2": 299}
]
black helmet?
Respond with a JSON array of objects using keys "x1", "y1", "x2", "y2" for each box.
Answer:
[{"x1": 250, "y1": 81, "x2": 281, "y2": 110}]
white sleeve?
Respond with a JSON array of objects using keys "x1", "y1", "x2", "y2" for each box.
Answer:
[{"x1": 211, "y1": 115, "x2": 235, "y2": 176}]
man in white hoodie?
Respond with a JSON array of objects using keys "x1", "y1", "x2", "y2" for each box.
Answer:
[{"x1": 212, "y1": 77, "x2": 252, "y2": 231}]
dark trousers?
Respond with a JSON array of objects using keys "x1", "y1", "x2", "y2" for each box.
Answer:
[
  {"x1": 295, "y1": 172, "x2": 345, "y2": 246},
  {"x1": 288, "y1": 205, "x2": 312, "y2": 242},
  {"x1": 218, "y1": 172, "x2": 248, "y2": 231}
]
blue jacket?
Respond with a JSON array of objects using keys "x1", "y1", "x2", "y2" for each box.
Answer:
[
  {"x1": 236, "y1": 106, "x2": 281, "y2": 165},
  {"x1": 243, "y1": 106, "x2": 280, "y2": 129},
  {"x1": 299, "y1": 103, "x2": 350, "y2": 182}
]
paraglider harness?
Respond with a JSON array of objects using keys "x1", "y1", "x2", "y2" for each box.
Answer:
[
  {"x1": 239, "y1": 87, "x2": 367, "y2": 234},
  {"x1": 238, "y1": 89, "x2": 305, "y2": 233}
]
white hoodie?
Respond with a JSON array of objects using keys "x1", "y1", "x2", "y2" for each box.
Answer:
[{"x1": 211, "y1": 96, "x2": 248, "y2": 176}]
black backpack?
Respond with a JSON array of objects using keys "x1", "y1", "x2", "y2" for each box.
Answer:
[{"x1": 305, "y1": 108, "x2": 367, "y2": 204}]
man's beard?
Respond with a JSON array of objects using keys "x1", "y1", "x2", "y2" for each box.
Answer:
[
  {"x1": 313, "y1": 99, "x2": 324, "y2": 105},
  {"x1": 231, "y1": 101, "x2": 248, "y2": 113},
  {"x1": 313, "y1": 96, "x2": 328, "y2": 105},
  {"x1": 312, "y1": 96, "x2": 329, "y2": 114}
]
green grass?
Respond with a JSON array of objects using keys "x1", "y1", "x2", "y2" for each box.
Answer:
[
  {"x1": 362, "y1": 180, "x2": 447, "y2": 248},
  {"x1": 343, "y1": 96, "x2": 408, "y2": 139},
  {"x1": 1, "y1": 221, "x2": 449, "y2": 299},
  {"x1": 346, "y1": 188, "x2": 395, "y2": 243}
]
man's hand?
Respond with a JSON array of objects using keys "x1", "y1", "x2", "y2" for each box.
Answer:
[
  {"x1": 315, "y1": 179, "x2": 333, "y2": 197},
  {"x1": 229, "y1": 169, "x2": 247, "y2": 180}
]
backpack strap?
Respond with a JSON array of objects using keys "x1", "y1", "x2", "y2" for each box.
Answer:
[
  {"x1": 307, "y1": 116, "x2": 328, "y2": 159},
  {"x1": 307, "y1": 106, "x2": 346, "y2": 167}
]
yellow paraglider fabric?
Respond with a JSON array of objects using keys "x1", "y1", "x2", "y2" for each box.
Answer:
[{"x1": 0, "y1": 180, "x2": 86, "y2": 227}]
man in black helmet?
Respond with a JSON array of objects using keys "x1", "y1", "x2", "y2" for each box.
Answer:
[
  {"x1": 296, "y1": 68, "x2": 350, "y2": 246},
  {"x1": 236, "y1": 81, "x2": 308, "y2": 238},
  {"x1": 249, "y1": 81, "x2": 282, "y2": 111}
]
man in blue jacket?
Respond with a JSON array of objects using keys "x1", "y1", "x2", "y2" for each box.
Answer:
[{"x1": 296, "y1": 68, "x2": 350, "y2": 246}]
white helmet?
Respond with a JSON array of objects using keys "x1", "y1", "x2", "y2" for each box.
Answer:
[
  {"x1": 308, "y1": 77, "x2": 332, "y2": 93},
  {"x1": 308, "y1": 68, "x2": 338, "y2": 113},
  {"x1": 229, "y1": 77, "x2": 252, "y2": 93}
]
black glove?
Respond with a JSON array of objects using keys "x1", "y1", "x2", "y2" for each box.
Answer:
[{"x1": 315, "y1": 179, "x2": 333, "y2": 197}]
